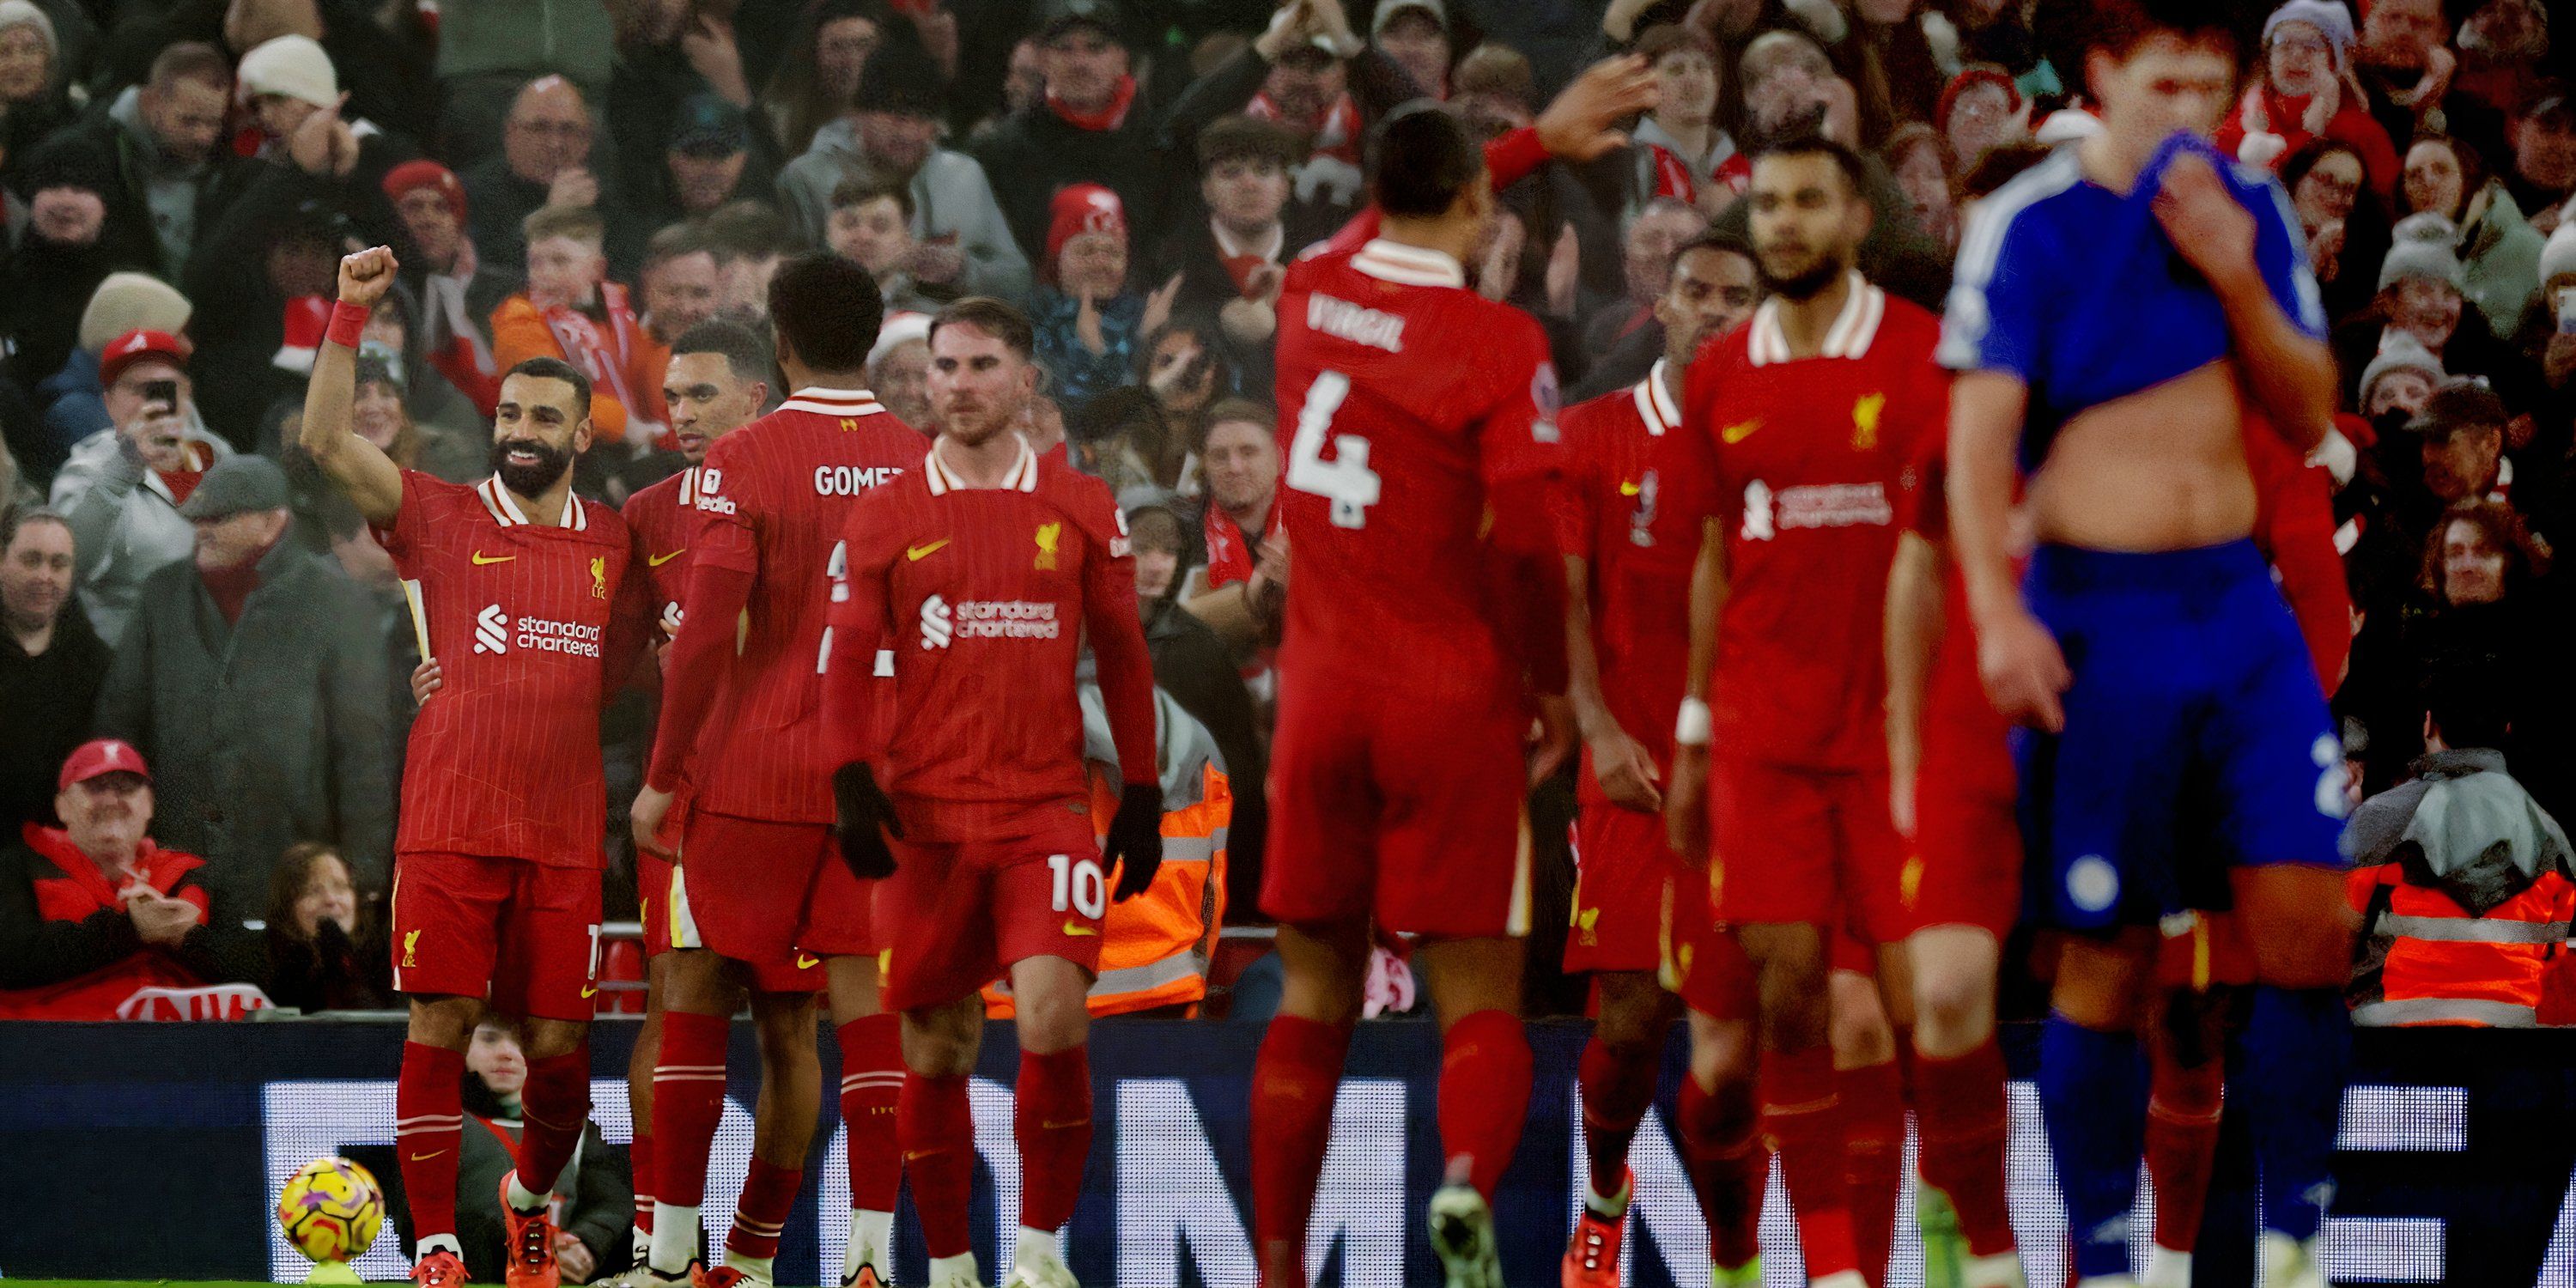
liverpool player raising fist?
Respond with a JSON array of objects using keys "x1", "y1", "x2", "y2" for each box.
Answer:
[
  {"x1": 821, "y1": 297, "x2": 1161, "y2": 1288},
  {"x1": 1254, "y1": 104, "x2": 1571, "y2": 1288},
  {"x1": 301, "y1": 246, "x2": 652, "y2": 1288},
  {"x1": 630, "y1": 254, "x2": 927, "y2": 1288}
]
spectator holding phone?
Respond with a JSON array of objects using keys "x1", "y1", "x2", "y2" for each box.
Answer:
[{"x1": 46, "y1": 329, "x2": 230, "y2": 643}]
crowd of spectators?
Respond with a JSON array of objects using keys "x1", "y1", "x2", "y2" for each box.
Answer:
[{"x1": 0, "y1": 0, "x2": 2572, "y2": 1024}]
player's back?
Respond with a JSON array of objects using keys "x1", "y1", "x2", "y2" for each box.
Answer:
[
  {"x1": 692, "y1": 392, "x2": 921, "y2": 821},
  {"x1": 1273, "y1": 240, "x2": 1558, "y2": 708}
]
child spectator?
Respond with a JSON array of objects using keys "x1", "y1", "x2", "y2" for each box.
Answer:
[{"x1": 490, "y1": 204, "x2": 658, "y2": 447}]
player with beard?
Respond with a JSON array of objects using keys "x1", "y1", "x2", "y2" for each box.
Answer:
[
  {"x1": 300, "y1": 247, "x2": 652, "y2": 1288},
  {"x1": 611, "y1": 316, "x2": 771, "y2": 1279},
  {"x1": 1650, "y1": 137, "x2": 1953, "y2": 1288},
  {"x1": 1556, "y1": 228, "x2": 1772, "y2": 1288},
  {"x1": 630, "y1": 254, "x2": 928, "y2": 1288},
  {"x1": 821, "y1": 297, "x2": 1162, "y2": 1288}
]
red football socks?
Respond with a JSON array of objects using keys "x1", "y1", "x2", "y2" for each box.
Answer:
[
  {"x1": 900, "y1": 1071, "x2": 977, "y2": 1259},
  {"x1": 1016, "y1": 1046, "x2": 1094, "y2": 1233},
  {"x1": 1439, "y1": 1010, "x2": 1533, "y2": 1200},
  {"x1": 1762, "y1": 1045, "x2": 1859, "y2": 1279},
  {"x1": 1250, "y1": 1015, "x2": 1354, "y2": 1279},
  {"x1": 1839, "y1": 1059, "x2": 1906, "y2": 1286},
  {"x1": 630, "y1": 1130, "x2": 656, "y2": 1234},
  {"x1": 513, "y1": 1048, "x2": 592, "y2": 1204},
  {"x1": 1913, "y1": 1039, "x2": 2018, "y2": 1257},
  {"x1": 1577, "y1": 1036, "x2": 1662, "y2": 1203},
  {"x1": 840, "y1": 1015, "x2": 904, "y2": 1213},
  {"x1": 2147, "y1": 1049, "x2": 2225, "y2": 1255},
  {"x1": 1676, "y1": 1069, "x2": 1765, "y2": 1271},
  {"x1": 727, "y1": 1157, "x2": 802, "y2": 1261},
  {"x1": 653, "y1": 1012, "x2": 732, "y2": 1211},
  {"x1": 396, "y1": 1041, "x2": 466, "y2": 1242}
]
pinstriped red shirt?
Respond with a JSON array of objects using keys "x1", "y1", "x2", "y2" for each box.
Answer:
[
  {"x1": 647, "y1": 389, "x2": 925, "y2": 823},
  {"x1": 376, "y1": 473, "x2": 651, "y2": 866},
  {"x1": 1562, "y1": 362, "x2": 1692, "y2": 793},
  {"x1": 623, "y1": 465, "x2": 702, "y2": 637}
]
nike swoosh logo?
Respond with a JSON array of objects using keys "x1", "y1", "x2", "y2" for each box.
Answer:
[
  {"x1": 1721, "y1": 420, "x2": 1761, "y2": 445},
  {"x1": 471, "y1": 551, "x2": 515, "y2": 565},
  {"x1": 648, "y1": 550, "x2": 685, "y2": 567},
  {"x1": 796, "y1": 954, "x2": 821, "y2": 969},
  {"x1": 1619, "y1": 480, "x2": 1642, "y2": 496},
  {"x1": 410, "y1": 1150, "x2": 447, "y2": 1162},
  {"x1": 906, "y1": 538, "x2": 951, "y2": 562},
  {"x1": 580, "y1": 984, "x2": 598, "y2": 999},
  {"x1": 1062, "y1": 920, "x2": 1098, "y2": 938}
]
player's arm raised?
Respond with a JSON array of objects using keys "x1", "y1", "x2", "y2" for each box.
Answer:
[
  {"x1": 1079, "y1": 491, "x2": 1165, "y2": 900},
  {"x1": 299, "y1": 248, "x2": 407, "y2": 526},
  {"x1": 2157, "y1": 155, "x2": 2335, "y2": 452},
  {"x1": 822, "y1": 500, "x2": 903, "y2": 878},
  {"x1": 1883, "y1": 531, "x2": 1942, "y2": 839}
]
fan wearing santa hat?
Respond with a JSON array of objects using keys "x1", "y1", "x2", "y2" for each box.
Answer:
[{"x1": 1030, "y1": 183, "x2": 1182, "y2": 415}]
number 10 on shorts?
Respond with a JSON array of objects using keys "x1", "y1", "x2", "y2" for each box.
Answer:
[{"x1": 1048, "y1": 853, "x2": 1107, "y2": 920}]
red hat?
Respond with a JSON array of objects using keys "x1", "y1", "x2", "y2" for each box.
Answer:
[
  {"x1": 99, "y1": 328, "x2": 191, "y2": 387},
  {"x1": 1045, "y1": 183, "x2": 1127, "y2": 279},
  {"x1": 58, "y1": 738, "x2": 151, "y2": 792},
  {"x1": 1936, "y1": 64, "x2": 2023, "y2": 134},
  {"x1": 382, "y1": 158, "x2": 467, "y2": 224}
]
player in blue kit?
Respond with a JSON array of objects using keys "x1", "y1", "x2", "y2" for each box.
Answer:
[{"x1": 1938, "y1": 3, "x2": 2353, "y2": 1286}]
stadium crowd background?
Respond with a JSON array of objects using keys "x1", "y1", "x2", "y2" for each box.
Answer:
[{"x1": 0, "y1": 0, "x2": 2573, "y2": 1029}]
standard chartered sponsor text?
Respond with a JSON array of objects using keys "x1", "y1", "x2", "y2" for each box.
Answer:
[
  {"x1": 955, "y1": 599, "x2": 1061, "y2": 640},
  {"x1": 517, "y1": 615, "x2": 604, "y2": 656}
]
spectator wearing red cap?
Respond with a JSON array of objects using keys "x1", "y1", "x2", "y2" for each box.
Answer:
[
  {"x1": 47, "y1": 328, "x2": 234, "y2": 645},
  {"x1": 1031, "y1": 182, "x2": 1169, "y2": 415},
  {"x1": 1935, "y1": 63, "x2": 2026, "y2": 174},
  {"x1": 0, "y1": 738, "x2": 262, "y2": 1019},
  {"x1": 383, "y1": 160, "x2": 506, "y2": 416},
  {"x1": 0, "y1": 506, "x2": 108, "y2": 841}
]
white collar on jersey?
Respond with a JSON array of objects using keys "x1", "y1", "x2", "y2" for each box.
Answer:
[
  {"x1": 1631, "y1": 359, "x2": 1680, "y2": 436},
  {"x1": 1744, "y1": 271, "x2": 1886, "y2": 368},
  {"x1": 777, "y1": 386, "x2": 887, "y2": 417},
  {"x1": 925, "y1": 433, "x2": 1039, "y2": 495},
  {"x1": 477, "y1": 475, "x2": 587, "y2": 530},
  {"x1": 1352, "y1": 238, "x2": 1466, "y2": 289}
]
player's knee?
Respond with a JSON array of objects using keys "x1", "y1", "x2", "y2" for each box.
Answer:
[
  {"x1": 1827, "y1": 975, "x2": 1896, "y2": 1066},
  {"x1": 900, "y1": 1008, "x2": 979, "y2": 1077},
  {"x1": 2149, "y1": 1047, "x2": 2225, "y2": 1115},
  {"x1": 406, "y1": 995, "x2": 481, "y2": 1049},
  {"x1": 752, "y1": 996, "x2": 820, "y2": 1062},
  {"x1": 1686, "y1": 1012, "x2": 1755, "y2": 1097},
  {"x1": 2050, "y1": 932, "x2": 2154, "y2": 1031},
  {"x1": 1911, "y1": 957, "x2": 1996, "y2": 1053},
  {"x1": 519, "y1": 1018, "x2": 586, "y2": 1060},
  {"x1": 1592, "y1": 976, "x2": 1674, "y2": 1054}
]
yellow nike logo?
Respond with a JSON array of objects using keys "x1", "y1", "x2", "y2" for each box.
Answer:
[
  {"x1": 796, "y1": 954, "x2": 821, "y2": 969},
  {"x1": 1721, "y1": 419, "x2": 1762, "y2": 445},
  {"x1": 471, "y1": 551, "x2": 515, "y2": 566},
  {"x1": 410, "y1": 1150, "x2": 447, "y2": 1162},
  {"x1": 1619, "y1": 480, "x2": 1642, "y2": 497},
  {"x1": 907, "y1": 538, "x2": 951, "y2": 562},
  {"x1": 580, "y1": 984, "x2": 598, "y2": 999},
  {"x1": 1062, "y1": 920, "x2": 1098, "y2": 938},
  {"x1": 648, "y1": 549, "x2": 685, "y2": 567}
]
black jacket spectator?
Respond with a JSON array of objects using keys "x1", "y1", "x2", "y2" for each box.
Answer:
[
  {"x1": 87, "y1": 0, "x2": 436, "y2": 146},
  {"x1": 31, "y1": 46, "x2": 251, "y2": 282},
  {"x1": 1157, "y1": 39, "x2": 1425, "y2": 250},
  {"x1": 0, "y1": 507, "x2": 106, "y2": 837},
  {"x1": 463, "y1": 76, "x2": 647, "y2": 285},
  {"x1": 3, "y1": 144, "x2": 154, "y2": 398},
  {"x1": 260, "y1": 841, "x2": 392, "y2": 1012},
  {"x1": 973, "y1": 12, "x2": 1176, "y2": 265},
  {"x1": 183, "y1": 163, "x2": 369, "y2": 452}
]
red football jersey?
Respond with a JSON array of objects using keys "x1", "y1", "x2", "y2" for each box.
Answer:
[
  {"x1": 825, "y1": 437, "x2": 1155, "y2": 841},
  {"x1": 1272, "y1": 238, "x2": 1566, "y2": 708},
  {"x1": 378, "y1": 473, "x2": 649, "y2": 866},
  {"x1": 1563, "y1": 361, "x2": 1692, "y2": 781},
  {"x1": 1654, "y1": 277, "x2": 1947, "y2": 771},
  {"x1": 648, "y1": 389, "x2": 922, "y2": 822},
  {"x1": 1899, "y1": 444, "x2": 2018, "y2": 802},
  {"x1": 623, "y1": 465, "x2": 702, "y2": 636}
]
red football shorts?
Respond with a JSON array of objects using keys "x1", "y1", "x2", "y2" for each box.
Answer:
[
  {"x1": 679, "y1": 809, "x2": 873, "y2": 994},
  {"x1": 1263, "y1": 686, "x2": 1530, "y2": 939},
  {"x1": 1709, "y1": 756, "x2": 1907, "y2": 945},
  {"x1": 1662, "y1": 866, "x2": 1755, "y2": 1021},
  {"x1": 1903, "y1": 755, "x2": 2021, "y2": 939},
  {"x1": 2157, "y1": 909, "x2": 2256, "y2": 990},
  {"x1": 874, "y1": 806, "x2": 1104, "y2": 1013},
  {"x1": 392, "y1": 852, "x2": 602, "y2": 1021},
  {"x1": 1566, "y1": 801, "x2": 1674, "y2": 975}
]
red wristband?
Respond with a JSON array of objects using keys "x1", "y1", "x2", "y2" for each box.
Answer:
[{"x1": 325, "y1": 300, "x2": 370, "y2": 350}]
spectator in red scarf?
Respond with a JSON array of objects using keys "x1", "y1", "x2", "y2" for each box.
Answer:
[
  {"x1": 1183, "y1": 397, "x2": 1284, "y2": 647},
  {"x1": 383, "y1": 160, "x2": 504, "y2": 414},
  {"x1": 2218, "y1": 1, "x2": 2400, "y2": 204},
  {"x1": 490, "y1": 204, "x2": 656, "y2": 446},
  {"x1": 1153, "y1": 116, "x2": 1303, "y2": 345},
  {"x1": 0, "y1": 738, "x2": 260, "y2": 1018},
  {"x1": 973, "y1": 0, "x2": 1169, "y2": 267}
]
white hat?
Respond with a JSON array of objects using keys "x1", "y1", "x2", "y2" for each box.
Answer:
[
  {"x1": 2033, "y1": 108, "x2": 2103, "y2": 146},
  {"x1": 2540, "y1": 205, "x2": 2576, "y2": 291},
  {"x1": 867, "y1": 311, "x2": 933, "y2": 372},
  {"x1": 2264, "y1": 0, "x2": 2356, "y2": 70},
  {"x1": 2359, "y1": 331, "x2": 2445, "y2": 406},
  {"x1": 78, "y1": 272, "x2": 191, "y2": 355},
  {"x1": 239, "y1": 34, "x2": 338, "y2": 111},
  {"x1": 2380, "y1": 212, "x2": 2467, "y2": 294},
  {"x1": 0, "y1": 1, "x2": 58, "y2": 58},
  {"x1": 1371, "y1": 0, "x2": 1444, "y2": 37}
]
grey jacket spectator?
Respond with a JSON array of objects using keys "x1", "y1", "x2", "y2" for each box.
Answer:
[
  {"x1": 30, "y1": 44, "x2": 250, "y2": 281},
  {"x1": 0, "y1": 507, "x2": 108, "y2": 837},
  {"x1": 2346, "y1": 746, "x2": 2572, "y2": 921},
  {"x1": 777, "y1": 45, "x2": 1031, "y2": 297},
  {"x1": 49, "y1": 372, "x2": 235, "y2": 644},
  {"x1": 92, "y1": 460, "x2": 394, "y2": 913}
]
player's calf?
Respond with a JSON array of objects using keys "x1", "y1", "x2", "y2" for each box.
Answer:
[
  {"x1": 1566, "y1": 975, "x2": 1676, "y2": 1288},
  {"x1": 1904, "y1": 930, "x2": 2019, "y2": 1269}
]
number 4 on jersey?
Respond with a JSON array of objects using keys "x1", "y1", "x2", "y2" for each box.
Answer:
[{"x1": 1286, "y1": 370, "x2": 1382, "y2": 529}]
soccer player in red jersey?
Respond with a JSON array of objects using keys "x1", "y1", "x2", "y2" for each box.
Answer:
[
  {"x1": 1649, "y1": 137, "x2": 1961, "y2": 1288},
  {"x1": 1556, "y1": 228, "x2": 1769, "y2": 1288},
  {"x1": 615, "y1": 315, "x2": 772, "y2": 1275},
  {"x1": 820, "y1": 296, "x2": 1163, "y2": 1288},
  {"x1": 1249, "y1": 104, "x2": 1572, "y2": 1288},
  {"x1": 629, "y1": 255, "x2": 927, "y2": 1288},
  {"x1": 300, "y1": 247, "x2": 652, "y2": 1288}
]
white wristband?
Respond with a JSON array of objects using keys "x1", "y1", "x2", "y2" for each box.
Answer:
[{"x1": 1674, "y1": 696, "x2": 1713, "y2": 748}]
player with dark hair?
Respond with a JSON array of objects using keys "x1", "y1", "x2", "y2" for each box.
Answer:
[
  {"x1": 629, "y1": 252, "x2": 924, "y2": 1288},
  {"x1": 1651, "y1": 135, "x2": 1959, "y2": 1288},
  {"x1": 1250, "y1": 101, "x2": 1573, "y2": 1288},
  {"x1": 1556, "y1": 226, "x2": 1768, "y2": 1288},
  {"x1": 611, "y1": 314, "x2": 773, "y2": 1277},
  {"x1": 820, "y1": 295, "x2": 1162, "y2": 1288},
  {"x1": 299, "y1": 247, "x2": 652, "y2": 1288},
  {"x1": 1942, "y1": 0, "x2": 2348, "y2": 1283}
]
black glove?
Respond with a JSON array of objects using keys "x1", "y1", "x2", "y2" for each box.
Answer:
[
  {"x1": 1103, "y1": 781, "x2": 1164, "y2": 900},
  {"x1": 831, "y1": 762, "x2": 904, "y2": 879}
]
